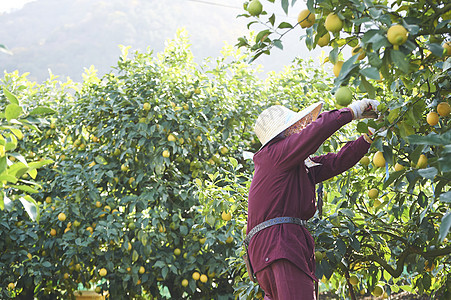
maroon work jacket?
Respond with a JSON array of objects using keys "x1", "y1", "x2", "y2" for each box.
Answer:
[{"x1": 247, "y1": 108, "x2": 370, "y2": 281}]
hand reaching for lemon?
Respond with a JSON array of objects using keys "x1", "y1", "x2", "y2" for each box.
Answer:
[{"x1": 349, "y1": 99, "x2": 380, "y2": 120}]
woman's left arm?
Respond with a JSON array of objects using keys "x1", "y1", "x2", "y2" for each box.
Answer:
[{"x1": 309, "y1": 135, "x2": 371, "y2": 183}]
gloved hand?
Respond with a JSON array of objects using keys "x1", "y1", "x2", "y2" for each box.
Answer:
[{"x1": 349, "y1": 99, "x2": 380, "y2": 120}]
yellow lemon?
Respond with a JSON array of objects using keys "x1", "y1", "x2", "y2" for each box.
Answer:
[
  {"x1": 352, "y1": 46, "x2": 366, "y2": 60},
  {"x1": 99, "y1": 268, "x2": 107, "y2": 277},
  {"x1": 437, "y1": 102, "x2": 450, "y2": 117},
  {"x1": 8, "y1": 282, "x2": 15, "y2": 289},
  {"x1": 58, "y1": 212, "x2": 66, "y2": 222},
  {"x1": 368, "y1": 188, "x2": 379, "y2": 199},
  {"x1": 174, "y1": 248, "x2": 181, "y2": 256},
  {"x1": 373, "y1": 151, "x2": 385, "y2": 168},
  {"x1": 325, "y1": 13, "x2": 343, "y2": 32},
  {"x1": 317, "y1": 32, "x2": 330, "y2": 47},
  {"x1": 426, "y1": 112, "x2": 439, "y2": 126},
  {"x1": 162, "y1": 150, "x2": 170, "y2": 158},
  {"x1": 298, "y1": 9, "x2": 315, "y2": 28},
  {"x1": 143, "y1": 102, "x2": 151, "y2": 111},
  {"x1": 192, "y1": 272, "x2": 200, "y2": 280},
  {"x1": 182, "y1": 279, "x2": 189, "y2": 287},
  {"x1": 314, "y1": 251, "x2": 323, "y2": 261},
  {"x1": 200, "y1": 274, "x2": 208, "y2": 283},
  {"x1": 221, "y1": 211, "x2": 232, "y2": 221},
  {"x1": 333, "y1": 61, "x2": 344, "y2": 77},
  {"x1": 168, "y1": 134, "x2": 176, "y2": 142},
  {"x1": 416, "y1": 154, "x2": 428, "y2": 169},
  {"x1": 226, "y1": 236, "x2": 234, "y2": 243},
  {"x1": 121, "y1": 164, "x2": 129, "y2": 172},
  {"x1": 394, "y1": 163, "x2": 404, "y2": 172},
  {"x1": 139, "y1": 266, "x2": 145, "y2": 274},
  {"x1": 443, "y1": 42, "x2": 451, "y2": 56},
  {"x1": 387, "y1": 25, "x2": 408, "y2": 49},
  {"x1": 50, "y1": 228, "x2": 57, "y2": 236}
]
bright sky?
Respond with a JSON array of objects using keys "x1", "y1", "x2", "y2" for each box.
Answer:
[{"x1": 0, "y1": 0, "x2": 36, "y2": 13}]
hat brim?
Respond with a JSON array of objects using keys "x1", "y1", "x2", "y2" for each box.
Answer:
[{"x1": 259, "y1": 101, "x2": 324, "y2": 150}]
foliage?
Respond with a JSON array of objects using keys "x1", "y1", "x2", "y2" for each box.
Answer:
[{"x1": 237, "y1": 0, "x2": 451, "y2": 298}]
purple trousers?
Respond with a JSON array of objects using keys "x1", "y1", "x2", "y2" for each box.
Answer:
[{"x1": 256, "y1": 259, "x2": 316, "y2": 300}]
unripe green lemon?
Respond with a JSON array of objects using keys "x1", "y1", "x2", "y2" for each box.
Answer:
[
  {"x1": 335, "y1": 86, "x2": 353, "y2": 107},
  {"x1": 247, "y1": 0, "x2": 263, "y2": 16}
]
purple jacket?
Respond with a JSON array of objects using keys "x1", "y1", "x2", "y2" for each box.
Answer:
[{"x1": 247, "y1": 108, "x2": 370, "y2": 281}]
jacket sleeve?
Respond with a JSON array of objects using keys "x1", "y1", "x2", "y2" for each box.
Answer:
[
  {"x1": 268, "y1": 108, "x2": 354, "y2": 170},
  {"x1": 309, "y1": 135, "x2": 371, "y2": 183}
]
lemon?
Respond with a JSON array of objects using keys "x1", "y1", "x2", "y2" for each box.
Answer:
[
  {"x1": 387, "y1": 25, "x2": 408, "y2": 49},
  {"x1": 192, "y1": 272, "x2": 200, "y2": 280},
  {"x1": 168, "y1": 134, "x2": 176, "y2": 142},
  {"x1": 162, "y1": 150, "x2": 170, "y2": 158},
  {"x1": 426, "y1": 112, "x2": 439, "y2": 126},
  {"x1": 317, "y1": 32, "x2": 330, "y2": 47},
  {"x1": 368, "y1": 188, "x2": 379, "y2": 199},
  {"x1": 297, "y1": 9, "x2": 315, "y2": 28},
  {"x1": 314, "y1": 251, "x2": 323, "y2": 261},
  {"x1": 174, "y1": 248, "x2": 181, "y2": 256},
  {"x1": 58, "y1": 212, "x2": 66, "y2": 222},
  {"x1": 182, "y1": 279, "x2": 189, "y2": 287},
  {"x1": 226, "y1": 236, "x2": 234, "y2": 243},
  {"x1": 394, "y1": 163, "x2": 404, "y2": 172},
  {"x1": 443, "y1": 42, "x2": 451, "y2": 56},
  {"x1": 95, "y1": 201, "x2": 102, "y2": 208},
  {"x1": 437, "y1": 102, "x2": 450, "y2": 117},
  {"x1": 99, "y1": 268, "x2": 107, "y2": 277},
  {"x1": 352, "y1": 46, "x2": 366, "y2": 60},
  {"x1": 325, "y1": 13, "x2": 343, "y2": 33},
  {"x1": 333, "y1": 61, "x2": 344, "y2": 77},
  {"x1": 200, "y1": 274, "x2": 208, "y2": 283},
  {"x1": 8, "y1": 282, "x2": 15, "y2": 289},
  {"x1": 45, "y1": 196, "x2": 52, "y2": 204},
  {"x1": 121, "y1": 164, "x2": 129, "y2": 172},
  {"x1": 373, "y1": 199, "x2": 382, "y2": 208},
  {"x1": 247, "y1": 0, "x2": 263, "y2": 16},
  {"x1": 50, "y1": 228, "x2": 57, "y2": 236},
  {"x1": 221, "y1": 211, "x2": 232, "y2": 221},
  {"x1": 139, "y1": 266, "x2": 145, "y2": 274},
  {"x1": 360, "y1": 156, "x2": 370, "y2": 166},
  {"x1": 335, "y1": 86, "x2": 353, "y2": 107},
  {"x1": 416, "y1": 154, "x2": 428, "y2": 169},
  {"x1": 372, "y1": 285, "x2": 384, "y2": 297},
  {"x1": 373, "y1": 151, "x2": 385, "y2": 168},
  {"x1": 143, "y1": 102, "x2": 151, "y2": 111},
  {"x1": 349, "y1": 275, "x2": 359, "y2": 286},
  {"x1": 220, "y1": 146, "x2": 228, "y2": 155}
]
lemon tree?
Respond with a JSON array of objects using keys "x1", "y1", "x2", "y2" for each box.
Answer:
[{"x1": 238, "y1": 0, "x2": 451, "y2": 299}]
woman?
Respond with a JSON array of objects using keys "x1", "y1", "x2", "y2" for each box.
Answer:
[{"x1": 246, "y1": 99, "x2": 379, "y2": 299}]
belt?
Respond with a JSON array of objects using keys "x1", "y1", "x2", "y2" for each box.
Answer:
[{"x1": 244, "y1": 217, "x2": 307, "y2": 247}]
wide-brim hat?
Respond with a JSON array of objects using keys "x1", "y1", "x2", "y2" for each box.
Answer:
[{"x1": 254, "y1": 102, "x2": 324, "y2": 149}]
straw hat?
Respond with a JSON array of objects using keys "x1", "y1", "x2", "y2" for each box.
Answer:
[{"x1": 254, "y1": 102, "x2": 323, "y2": 149}]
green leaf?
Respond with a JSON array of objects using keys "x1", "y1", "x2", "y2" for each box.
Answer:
[
  {"x1": 281, "y1": 0, "x2": 289, "y2": 14},
  {"x1": 390, "y1": 50, "x2": 410, "y2": 73},
  {"x1": 277, "y1": 22, "x2": 293, "y2": 29},
  {"x1": 388, "y1": 107, "x2": 400, "y2": 123},
  {"x1": 360, "y1": 67, "x2": 381, "y2": 80},
  {"x1": 0, "y1": 156, "x2": 6, "y2": 174},
  {"x1": 439, "y1": 211, "x2": 451, "y2": 242},
  {"x1": 28, "y1": 159, "x2": 54, "y2": 169},
  {"x1": 2, "y1": 87, "x2": 19, "y2": 104},
  {"x1": 273, "y1": 39, "x2": 283, "y2": 50},
  {"x1": 439, "y1": 191, "x2": 451, "y2": 203},
  {"x1": 29, "y1": 106, "x2": 57, "y2": 116},
  {"x1": 417, "y1": 167, "x2": 437, "y2": 179},
  {"x1": 5, "y1": 103, "x2": 23, "y2": 121},
  {"x1": 360, "y1": 76, "x2": 376, "y2": 98},
  {"x1": 356, "y1": 121, "x2": 368, "y2": 133},
  {"x1": 19, "y1": 195, "x2": 39, "y2": 221},
  {"x1": 408, "y1": 133, "x2": 444, "y2": 146},
  {"x1": 9, "y1": 184, "x2": 40, "y2": 194},
  {"x1": 0, "y1": 174, "x2": 18, "y2": 183}
]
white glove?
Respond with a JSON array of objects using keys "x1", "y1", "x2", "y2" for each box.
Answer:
[{"x1": 349, "y1": 99, "x2": 380, "y2": 120}]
